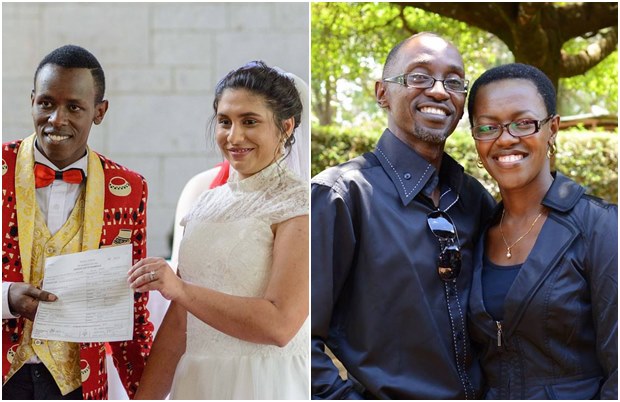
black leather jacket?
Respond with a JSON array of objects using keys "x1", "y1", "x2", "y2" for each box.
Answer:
[{"x1": 469, "y1": 173, "x2": 618, "y2": 399}]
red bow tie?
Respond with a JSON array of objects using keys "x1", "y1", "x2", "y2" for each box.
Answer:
[{"x1": 34, "y1": 162, "x2": 85, "y2": 188}]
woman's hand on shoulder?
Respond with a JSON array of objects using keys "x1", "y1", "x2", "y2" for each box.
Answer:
[{"x1": 128, "y1": 257, "x2": 185, "y2": 301}]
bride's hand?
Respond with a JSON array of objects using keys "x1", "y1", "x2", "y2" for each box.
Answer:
[{"x1": 127, "y1": 257, "x2": 184, "y2": 301}]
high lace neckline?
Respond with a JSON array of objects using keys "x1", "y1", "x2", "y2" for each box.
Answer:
[
  {"x1": 181, "y1": 157, "x2": 306, "y2": 227},
  {"x1": 227, "y1": 161, "x2": 287, "y2": 193}
]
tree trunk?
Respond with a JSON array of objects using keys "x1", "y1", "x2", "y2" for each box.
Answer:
[{"x1": 317, "y1": 80, "x2": 334, "y2": 126}]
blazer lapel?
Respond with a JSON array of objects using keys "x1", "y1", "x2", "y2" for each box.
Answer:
[
  {"x1": 82, "y1": 149, "x2": 104, "y2": 251},
  {"x1": 502, "y1": 212, "x2": 579, "y2": 337},
  {"x1": 14, "y1": 134, "x2": 37, "y2": 283}
]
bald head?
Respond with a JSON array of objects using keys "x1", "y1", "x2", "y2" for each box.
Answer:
[{"x1": 382, "y1": 33, "x2": 461, "y2": 78}]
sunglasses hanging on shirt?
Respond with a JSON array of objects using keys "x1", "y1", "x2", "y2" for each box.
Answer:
[{"x1": 426, "y1": 210, "x2": 462, "y2": 282}]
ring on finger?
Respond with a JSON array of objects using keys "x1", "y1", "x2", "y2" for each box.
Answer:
[{"x1": 149, "y1": 271, "x2": 156, "y2": 282}]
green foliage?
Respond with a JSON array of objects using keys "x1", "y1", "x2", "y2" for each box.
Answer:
[
  {"x1": 311, "y1": 125, "x2": 380, "y2": 176},
  {"x1": 555, "y1": 131, "x2": 618, "y2": 203},
  {"x1": 310, "y1": 2, "x2": 513, "y2": 126},
  {"x1": 311, "y1": 2, "x2": 618, "y2": 127},
  {"x1": 311, "y1": 3, "x2": 407, "y2": 125},
  {"x1": 312, "y1": 125, "x2": 618, "y2": 204},
  {"x1": 559, "y1": 27, "x2": 618, "y2": 115},
  {"x1": 559, "y1": 50, "x2": 618, "y2": 115}
]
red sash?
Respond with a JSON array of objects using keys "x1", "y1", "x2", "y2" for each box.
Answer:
[{"x1": 209, "y1": 160, "x2": 230, "y2": 188}]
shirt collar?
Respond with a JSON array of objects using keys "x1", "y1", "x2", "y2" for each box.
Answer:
[
  {"x1": 33, "y1": 140, "x2": 89, "y2": 177},
  {"x1": 374, "y1": 129, "x2": 464, "y2": 206}
]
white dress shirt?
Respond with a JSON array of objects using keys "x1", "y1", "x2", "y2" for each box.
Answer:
[{"x1": 2, "y1": 143, "x2": 88, "y2": 322}]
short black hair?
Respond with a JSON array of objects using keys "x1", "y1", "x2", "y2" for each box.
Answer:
[
  {"x1": 213, "y1": 60, "x2": 303, "y2": 151},
  {"x1": 467, "y1": 63, "x2": 556, "y2": 126},
  {"x1": 382, "y1": 32, "x2": 444, "y2": 78},
  {"x1": 34, "y1": 45, "x2": 106, "y2": 103}
]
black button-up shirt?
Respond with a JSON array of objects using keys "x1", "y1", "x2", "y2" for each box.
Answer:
[{"x1": 311, "y1": 129, "x2": 495, "y2": 399}]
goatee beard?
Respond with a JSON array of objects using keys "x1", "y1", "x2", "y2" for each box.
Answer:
[{"x1": 413, "y1": 126, "x2": 449, "y2": 144}]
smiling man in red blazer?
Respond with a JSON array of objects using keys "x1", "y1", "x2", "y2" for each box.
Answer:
[{"x1": 2, "y1": 45, "x2": 153, "y2": 400}]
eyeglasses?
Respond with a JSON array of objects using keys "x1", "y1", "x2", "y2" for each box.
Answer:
[
  {"x1": 427, "y1": 210, "x2": 462, "y2": 282},
  {"x1": 383, "y1": 72, "x2": 469, "y2": 93},
  {"x1": 471, "y1": 115, "x2": 554, "y2": 141}
]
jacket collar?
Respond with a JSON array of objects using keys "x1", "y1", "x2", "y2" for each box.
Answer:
[
  {"x1": 541, "y1": 172, "x2": 585, "y2": 213},
  {"x1": 373, "y1": 129, "x2": 465, "y2": 207}
]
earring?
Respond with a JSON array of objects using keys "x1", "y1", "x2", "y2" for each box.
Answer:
[
  {"x1": 547, "y1": 142, "x2": 556, "y2": 158},
  {"x1": 476, "y1": 156, "x2": 484, "y2": 168}
]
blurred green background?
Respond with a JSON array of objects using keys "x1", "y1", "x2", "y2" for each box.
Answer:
[{"x1": 311, "y1": 2, "x2": 618, "y2": 203}]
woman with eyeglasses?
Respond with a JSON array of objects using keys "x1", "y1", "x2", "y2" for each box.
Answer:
[{"x1": 466, "y1": 63, "x2": 617, "y2": 399}]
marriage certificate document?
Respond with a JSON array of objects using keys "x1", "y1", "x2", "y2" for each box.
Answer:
[{"x1": 32, "y1": 244, "x2": 134, "y2": 342}]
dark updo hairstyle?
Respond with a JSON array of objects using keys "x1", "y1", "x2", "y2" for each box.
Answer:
[
  {"x1": 34, "y1": 44, "x2": 106, "y2": 104},
  {"x1": 212, "y1": 61, "x2": 303, "y2": 155},
  {"x1": 467, "y1": 63, "x2": 557, "y2": 127}
]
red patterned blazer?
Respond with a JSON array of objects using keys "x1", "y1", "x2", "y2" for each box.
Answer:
[{"x1": 2, "y1": 139, "x2": 153, "y2": 399}]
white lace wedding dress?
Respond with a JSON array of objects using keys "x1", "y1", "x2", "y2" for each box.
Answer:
[{"x1": 169, "y1": 162, "x2": 309, "y2": 400}]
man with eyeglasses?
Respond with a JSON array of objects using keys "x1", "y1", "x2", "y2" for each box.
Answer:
[{"x1": 311, "y1": 32, "x2": 495, "y2": 399}]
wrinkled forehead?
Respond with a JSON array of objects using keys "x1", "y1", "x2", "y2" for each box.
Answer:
[{"x1": 394, "y1": 36, "x2": 464, "y2": 75}]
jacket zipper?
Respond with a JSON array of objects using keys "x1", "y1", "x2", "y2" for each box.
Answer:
[{"x1": 495, "y1": 320, "x2": 503, "y2": 347}]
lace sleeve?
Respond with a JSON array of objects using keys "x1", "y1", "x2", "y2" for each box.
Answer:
[{"x1": 269, "y1": 178, "x2": 309, "y2": 224}]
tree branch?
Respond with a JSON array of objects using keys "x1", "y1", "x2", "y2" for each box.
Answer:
[
  {"x1": 557, "y1": 2, "x2": 618, "y2": 43},
  {"x1": 560, "y1": 27, "x2": 618, "y2": 78},
  {"x1": 395, "y1": 2, "x2": 516, "y2": 45},
  {"x1": 398, "y1": 5, "x2": 417, "y2": 35}
]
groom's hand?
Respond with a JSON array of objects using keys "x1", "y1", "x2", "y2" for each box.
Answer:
[{"x1": 7, "y1": 282, "x2": 57, "y2": 321}]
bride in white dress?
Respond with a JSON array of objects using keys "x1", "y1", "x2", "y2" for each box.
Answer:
[{"x1": 128, "y1": 61, "x2": 309, "y2": 400}]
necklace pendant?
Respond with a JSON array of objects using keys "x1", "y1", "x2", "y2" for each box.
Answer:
[{"x1": 506, "y1": 249, "x2": 512, "y2": 259}]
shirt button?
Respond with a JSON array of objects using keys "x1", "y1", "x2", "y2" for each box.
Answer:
[
  {"x1": 34, "y1": 339, "x2": 43, "y2": 346},
  {"x1": 403, "y1": 173, "x2": 412, "y2": 180},
  {"x1": 33, "y1": 368, "x2": 41, "y2": 378},
  {"x1": 456, "y1": 332, "x2": 464, "y2": 341}
]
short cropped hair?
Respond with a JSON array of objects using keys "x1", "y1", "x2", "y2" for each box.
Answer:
[
  {"x1": 467, "y1": 63, "x2": 556, "y2": 126},
  {"x1": 34, "y1": 45, "x2": 106, "y2": 103}
]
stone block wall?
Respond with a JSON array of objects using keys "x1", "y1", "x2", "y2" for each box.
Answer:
[{"x1": 2, "y1": 2, "x2": 309, "y2": 257}]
